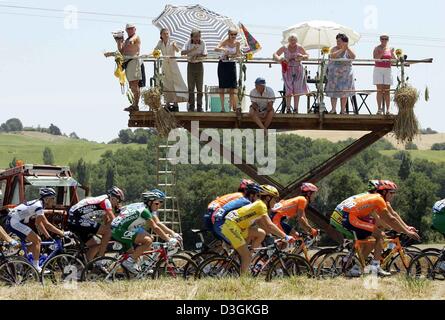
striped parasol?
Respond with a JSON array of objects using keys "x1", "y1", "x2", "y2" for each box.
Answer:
[{"x1": 152, "y1": 4, "x2": 239, "y2": 52}]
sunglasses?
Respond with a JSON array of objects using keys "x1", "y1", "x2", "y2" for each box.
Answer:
[
  {"x1": 230, "y1": 33, "x2": 238, "y2": 36},
  {"x1": 153, "y1": 202, "x2": 163, "y2": 205},
  {"x1": 380, "y1": 38, "x2": 389, "y2": 41}
]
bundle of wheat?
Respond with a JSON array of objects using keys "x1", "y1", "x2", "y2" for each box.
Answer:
[
  {"x1": 393, "y1": 85, "x2": 419, "y2": 143},
  {"x1": 142, "y1": 87, "x2": 177, "y2": 137}
]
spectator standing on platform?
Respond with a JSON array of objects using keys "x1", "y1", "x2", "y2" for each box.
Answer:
[
  {"x1": 326, "y1": 34, "x2": 356, "y2": 115},
  {"x1": 181, "y1": 29, "x2": 208, "y2": 112},
  {"x1": 154, "y1": 28, "x2": 188, "y2": 111},
  {"x1": 115, "y1": 24, "x2": 142, "y2": 112},
  {"x1": 215, "y1": 28, "x2": 241, "y2": 113},
  {"x1": 373, "y1": 34, "x2": 397, "y2": 115},
  {"x1": 273, "y1": 34, "x2": 309, "y2": 114},
  {"x1": 249, "y1": 78, "x2": 275, "y2": 134}
]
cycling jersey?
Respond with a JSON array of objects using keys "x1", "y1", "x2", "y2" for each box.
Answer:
[
  {"x1": 6, "y1": 200, "x2": 44, "y2": 240},
  {"x1": 271, "y1": 196, "x2": 308, "y2": 233},
  {"x1": 432, "y1": 199, "x2": 445, "y2": 235},
  {"x1": 330, "y1": 193, "x2": 387, "y2": 239},
  {"x1": 208, "y1": 192, "x2": 243, "y2": 211},
  {"x1": 224, "y1": 200, "x2": 268, "y2": 230},
  {"x1": 111, "y1": 203, "x2": 154, "y2": 251},
  {"x1": 204, "y1": 192, "x2": 244, "y2": 230},
  {"x1": 68, "y1": 195, "x2": 112, "y2": 224},
  {"x1": 213, "y1": 197, "x2": 252, "y2": 243}
]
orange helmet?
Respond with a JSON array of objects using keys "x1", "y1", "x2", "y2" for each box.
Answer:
[
  {"x1": 376, "y1": 180, "x2": 398, "y2": 192},
  {"x1": 239, "y1": 179, "x2": 255, "y2": 192}
]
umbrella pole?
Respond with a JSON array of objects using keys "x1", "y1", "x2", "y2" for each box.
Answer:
[{"x1": 317, "y1": 30, "x2": 326, "y2": 114}]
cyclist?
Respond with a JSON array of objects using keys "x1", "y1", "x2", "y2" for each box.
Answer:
[
  {"x1": 111, "y1": 191, "x2": 178, "y2": 274},
  {"x1": 330, "y1": 180, "x2": 420, "y2": 276},
  {"x1": 219, "y1": 185, "x2": 293, "y2": 275},
  {"x1": 145, "y1": 189, "x2": 183, "y2": 242},
  {"x1": 432, "y1": 199, "x2": 445, "y2": 271},
  {"x1": 432, "y1": 198, "x2": 445, "y2": 235},
  {"x1": 213, "y1": 182, "x2": 261, "y2": 241},
  {"x1": 67, "y1": 186, "x2": 123, "y2": 261},
  {"x1": 270, "y1": 183, "x2": 319, "y2": 238},
  {"x1": 5, "y1": 188, "x2": 69, "y2": 272},
  {"x1": 203, "y1": 179, "x2": 254, "y2": 231}
]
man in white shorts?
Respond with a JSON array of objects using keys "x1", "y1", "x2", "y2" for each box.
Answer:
[{"x1": 249, "y1": 77, "x2": 275, "y2": 134}]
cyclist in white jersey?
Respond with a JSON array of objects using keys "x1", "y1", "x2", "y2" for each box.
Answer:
[{"x1": 5, "y1": 188, "x2": 69, "y2": 272}]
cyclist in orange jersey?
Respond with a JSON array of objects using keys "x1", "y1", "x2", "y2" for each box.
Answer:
[
  {"x1": 330, "y1": 180, "x2": 420, "y2": 276},
  {"x1": 270, "y1": 183, "x2": 319, "y2": 238},
  {"x1": 203, "y1": 179, "x2": 253, "y2": 231}
]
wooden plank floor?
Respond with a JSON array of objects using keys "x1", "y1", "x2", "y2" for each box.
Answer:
[{"x1": 128, "y1": 111, "x2": 395, "y2": 131}]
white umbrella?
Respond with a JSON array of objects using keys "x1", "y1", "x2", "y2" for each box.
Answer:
[{"x1": 282, "y1": 20, "x2": 361, "y2": 50}]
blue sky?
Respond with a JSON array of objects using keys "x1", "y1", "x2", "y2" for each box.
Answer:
[{"x1": 0, "y1": 0, "x2": 443, "y2": 142}]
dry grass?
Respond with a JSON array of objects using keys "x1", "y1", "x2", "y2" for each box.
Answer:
[{"x1": 1, "y1": 276, "x2": 444, "y2": 300}]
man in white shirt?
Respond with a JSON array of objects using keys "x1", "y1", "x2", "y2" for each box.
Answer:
[
  {"x1": 181, "y1": 29, "x2": 208, "y2": 112},
  {"x1": 249, "y1": 78, "x2": 275, "y2": 134}
]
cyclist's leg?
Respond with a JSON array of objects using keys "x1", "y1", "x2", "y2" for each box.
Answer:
[
  {"x1": 221, "y1": 221, "x2": 249, "y2": 274},
  {"x1": 246, "y1": 226, "x2": 266, "y2": 249},
  {"x1": 96, "y1": 223, "x2": 111, "y2": 257},
  {"x1": 8, "y1": 218, "x2": 39, "y2": 259},
  {"x1": 131, "y1": 230, "x2": 152, "y2": 260}
]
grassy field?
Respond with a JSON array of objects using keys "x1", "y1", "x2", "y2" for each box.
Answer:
[
  {"x1": 1, "y1": 277, "x2": 444, "y2": 300},
  {"x1": 0, "y1": 132, "x2": 143, "y2": 168},
  {"x1": 380, "y1": 150, "x2": 445, "y2": 163}
]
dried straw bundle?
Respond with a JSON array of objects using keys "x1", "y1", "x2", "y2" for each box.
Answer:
[
  {"x1": 393, "y1": 85, "x2": 419, "y2": 143},
  {"x1": 142, "y1": 87, "x2": 177, "y2": 137}
]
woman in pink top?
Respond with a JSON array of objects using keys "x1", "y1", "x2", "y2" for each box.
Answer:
[
  {"x1": 274, "y1": 35, "x2": 309, "y2": 114},
  {"x1": 373, "y1": 35, "x2": 397, "y2": 115}
]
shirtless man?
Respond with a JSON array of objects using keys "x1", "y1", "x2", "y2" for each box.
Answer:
[{"x1": 115, "y1": 23, "x2": 142, "y2": 112}]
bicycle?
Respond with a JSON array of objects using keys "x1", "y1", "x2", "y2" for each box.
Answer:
[
  {"x1": 315, "y1": 232, "x2": 416, "y2": 278},
  {"x1": 0, "y1": 242, "x2": 39, "y2": 286},
  {"x1": 81, "y1": 241, "x2": 197, "y2": 282},
  {"x1": 20, "y1": 237, "x2": 85, "y2": 285},
  {"x1": 195, "y1": 239, "x2": 313, "y2": 281}
]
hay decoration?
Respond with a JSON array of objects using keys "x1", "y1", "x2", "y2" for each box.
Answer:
[
  {"x1": 142, "y1": 87, "x2": 177, "y2": 137},
  {"x1": 393, "y1": 84, "x2": 420, "y2": 143}
]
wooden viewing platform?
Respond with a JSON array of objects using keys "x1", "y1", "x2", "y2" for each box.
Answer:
[{"x1": 128, "y1": 112, "x2": 395, "y2": 132}]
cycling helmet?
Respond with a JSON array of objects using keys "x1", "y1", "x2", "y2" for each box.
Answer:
[
  {"x1": 245, "y1": 182, "x2": 261, "y2": 194},
  {"x1": 39, "y1": 187, "x2": 56, "y2": 199},
  {"x1": 376, "y1": 180, "x2": 398, "y2": 192},
  {"x1": 239, "y1": 179, "x2": 254, "y2": 192},
  {"x1": 259, "y1": 185, "x2": 280, "y2": 198},
  {"x1": 368, "y1": 180, "x2": 380, "y2": 192},
  {"x1": 301, "y1": 183, "x2": 319, "y2": 194},
  {"x1": 151, "y1": 189, "x2": 166, "y2": 200},
  {"x1": 107, "y1": 186, "x2": 125, "y2": 202}
]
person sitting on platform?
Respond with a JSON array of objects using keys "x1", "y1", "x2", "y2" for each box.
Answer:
[
  {"x1": 249, "y1": 78, "x2": 275, "y2": 134},
  {"x1": 181, "y1": 29, "x2": 208, "y2": 112}
]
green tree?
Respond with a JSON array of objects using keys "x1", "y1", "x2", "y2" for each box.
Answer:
[
  {"x1": 4, "y1": 118, "x2": 23, "y2": 132},
  {"x1": 8, "y1": 157, "x2": 18, "y2": 168},
  {"x1": 42, "y1": 147, "x2": 55, "y2": 165},
  {"x1": 75, "y1": 158, "x2": 90, "y2": 187},
  {"x1": 69, "y1": 132, "x2": 80, "y2": 139},
  {"x1": 49, "y1": 124, "x2": 62, "y2": 136},
  {"x1": 118, "y1": 129, "x2": 134, "y2": 144},
  {"x1": 105, "y1": 165, "x2": 115, "y2": 191},
  {"x1": 398, "y1": 152, "x2": 412, "y2": 180}
]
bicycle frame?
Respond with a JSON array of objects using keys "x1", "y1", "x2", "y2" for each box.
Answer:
[{"x1": 21, "y1": 238, "x2": 64, "y2": 267}]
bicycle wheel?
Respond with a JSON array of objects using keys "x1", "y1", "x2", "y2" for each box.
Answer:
[
  {"x1": 152, "y1": 254, "x2": 198, "y2": 280},
  {"x1": 316, "y1": 252, "x2": 362, "y2": 279},
  {"x1": 407, "y1": 252, "x2": 439, "y2": 280},
  {"x1": 309, "y1": 248, "x2": 338, "y2": 274},
  {"x1": 0, "y1": 259, "x2": 39, "y2": 286},
  {"x1": 265, "y1": 254, "x2": 313, "y2": 282},
  {"x1": 386, "y1": 251, "x2": 415, "y2": 275},
  {"x1": 40, "y1": 254, "x2": 85, "y2": 286},
  {"x1": 81, "y1": 256, "x2": 129, "y2": 282},
  {"x1": 196, "y1": 256, "x2": 240, "y2": 279}
]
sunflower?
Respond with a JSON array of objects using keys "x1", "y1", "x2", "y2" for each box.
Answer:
[
  {"x1": 152, "y1": 49, "x2": 162, "y2": 59},
  {"x1": 321, "y1": 47, "x2": 330, "y2": 55},
  {"x1": 395, "y1": 49, "x2": 403, "y2": 57},
  {"x1": 246, "y1": 52, "x2": 254, "y2": 61}
]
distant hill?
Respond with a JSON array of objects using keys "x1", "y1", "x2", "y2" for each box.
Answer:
[
  {"x1": 0, "y1": 131, "x2": 143, "y2": 168},
  {"x1": 285, "y1": 131, "x2": 445, "y2": 151}
]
